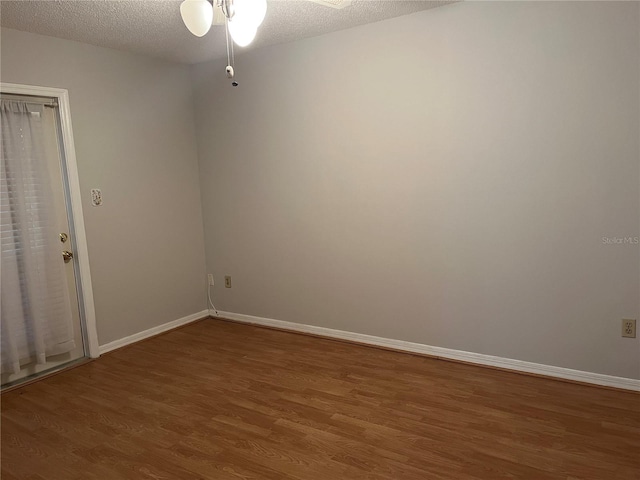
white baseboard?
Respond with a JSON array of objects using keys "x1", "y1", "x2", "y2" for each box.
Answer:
[
  {"x1": 99, "y1": 310, "x2": 209, "y2": 355},
  {"x1": 213, "y1": 310, "x2": 640, "y2": 392}
]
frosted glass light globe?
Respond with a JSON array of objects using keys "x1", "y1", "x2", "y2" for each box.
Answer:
[
  {"x1": 233, "y1": 0, "x2": 267, "y2": 28},
  {"x1": 228, "y1": 18, "x2": 257, "y2": 47},
  {"x1": 180, "y1": 0, "x2": 214, "y2": 37}
]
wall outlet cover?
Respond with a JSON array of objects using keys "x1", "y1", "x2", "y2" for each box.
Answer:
[
  {"x1": 622, "y1": 319, "x2": 636, "y2": 338},
  {"x1": 224, "y1": 276, "x2": 232, "y2": 288},
  {"x1": 208, "y1": 274, "x2": 214, "y2": 286}
]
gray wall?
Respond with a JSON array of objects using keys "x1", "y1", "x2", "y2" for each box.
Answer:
[
  {"x1": 1, "y1": 28, "x2": 207, "y2": 345},
  {"x1": 192, "y1": 1, "x2": 640, "y2": 379}
]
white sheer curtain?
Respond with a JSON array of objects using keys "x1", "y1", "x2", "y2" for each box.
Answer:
[{"x1": 1, "y1": 99, "x2": 75, "y2": 375}]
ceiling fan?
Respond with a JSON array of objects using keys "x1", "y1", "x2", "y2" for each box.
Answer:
[
  {"x1": 180, "y1": 0, "x2": 351, "y2": 84},
  {"x1": 180, "y1": 0, "x2": 353, "y2": 46}
]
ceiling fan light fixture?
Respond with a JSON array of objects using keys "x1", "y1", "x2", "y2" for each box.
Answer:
[
  {"x1": 228, "y1": 17, "x2": 257, "y2": 47},
  {"x1": 180, "y1": 0, "x2": 214, "y2": 37},
  {"x1": 233, "y1": 0, "x2": 267, "y2": 28}
]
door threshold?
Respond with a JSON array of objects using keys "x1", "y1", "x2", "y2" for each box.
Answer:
[{"x1": 1, "y1": 357, "x2": 93, "y2": 394}]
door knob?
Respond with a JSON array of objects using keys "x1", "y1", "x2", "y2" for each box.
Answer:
[{"x1": 62, "y1": 250, "x2": 74, "y2": 263}]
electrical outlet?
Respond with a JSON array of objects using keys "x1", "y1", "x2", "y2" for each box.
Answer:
[
  {"x1": 622, "y1": 319, "x2": 636, "y2": 338},
  {"x1": 224, "y1": 276, "x2": 232, "y2": 288},
  {"x1": 207, "y1": 274, "x2": 214, "y2": 286}
]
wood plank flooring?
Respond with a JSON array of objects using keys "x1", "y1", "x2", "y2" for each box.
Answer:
[{"x1": 2, "y1": 319, "x2": 639, "y2": 479}]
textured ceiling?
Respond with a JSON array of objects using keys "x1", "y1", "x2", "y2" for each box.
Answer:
[{"x1": 0, "y1": 0, "x2": 453, "y2": 64}]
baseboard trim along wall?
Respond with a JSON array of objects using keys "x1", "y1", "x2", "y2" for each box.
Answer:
[
  {"x1": 99, "y1": 310, "x2": 209, "y2": 355},
  {"x1": 214, "y1": 310, "x2": 640, "y2": 392}
]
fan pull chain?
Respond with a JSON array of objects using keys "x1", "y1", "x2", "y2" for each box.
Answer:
[{"x1": 223, "y1": 1, "x2": 238, "y2": 86}]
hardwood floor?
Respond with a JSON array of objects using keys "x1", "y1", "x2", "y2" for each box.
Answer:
[{"x1": 2, "y1": 319, "x2": 639, "y2": 480}]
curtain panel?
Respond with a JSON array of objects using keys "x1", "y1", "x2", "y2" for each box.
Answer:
[{"x1": 1, "y1": 99, "x2": 75, "y2": 374}]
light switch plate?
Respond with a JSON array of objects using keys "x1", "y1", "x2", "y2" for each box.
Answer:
[{"x1": 91, "y1": 188, "x2": 102, "y2": 206}]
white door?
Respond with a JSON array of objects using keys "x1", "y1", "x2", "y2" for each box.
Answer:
[{"x1": 1, "y1": 93, "x2": 86, "y2": 387}]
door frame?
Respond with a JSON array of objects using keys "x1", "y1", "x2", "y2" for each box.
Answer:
[{"x1": 1, "y1": 82, "x2": 100, "y2": 358}]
